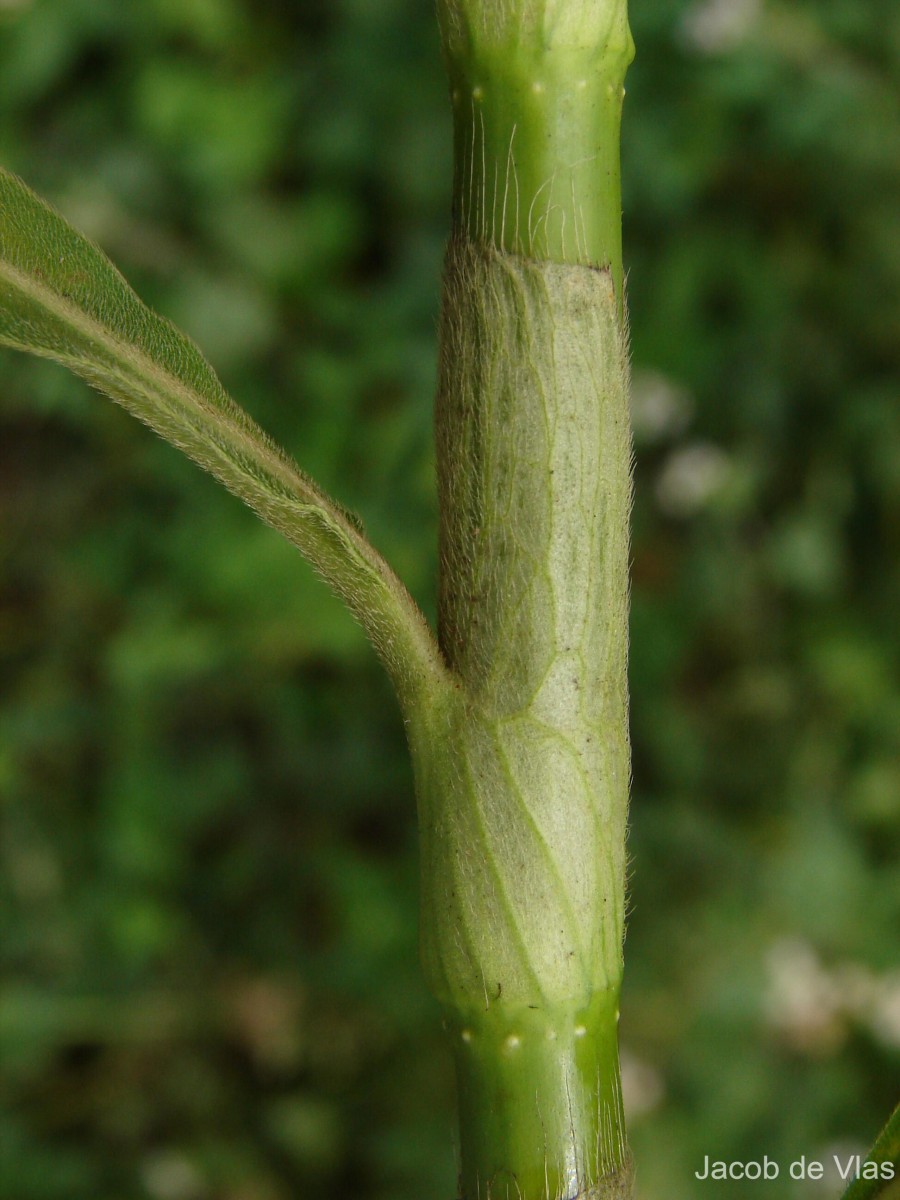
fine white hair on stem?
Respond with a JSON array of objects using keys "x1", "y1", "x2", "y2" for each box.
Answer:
[
  {"x1": 501, "y1": 123, "x2": 518, "y2": 250},
  {"x1": 571, "y1": 176, "x2": 587, "y2": 263},
  {"x1": 479, "y1": 105, "x2": 487, "y2": 241},
  {"x1": 526, "y1": 173, "x2": 554, "y2": 252},
  {"x1": 471, "y1": 99, "x2": 479, "y2": 231}
]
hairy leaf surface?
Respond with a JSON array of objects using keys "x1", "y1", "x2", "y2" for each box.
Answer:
[{"x1": 0, "y1": 167, "x2": 444, "y2": 706}]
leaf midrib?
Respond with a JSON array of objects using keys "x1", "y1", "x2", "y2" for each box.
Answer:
[{"x1": 0, "y1": 252, "x2": 330, "y2": 514}]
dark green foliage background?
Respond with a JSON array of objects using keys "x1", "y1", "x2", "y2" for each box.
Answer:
[{"x1": 1, "y1": 1, "x2": 897, "y2": 1197}]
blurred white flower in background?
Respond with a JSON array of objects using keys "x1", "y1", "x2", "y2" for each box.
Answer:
[
  {"x1": 655, "y1": 442, "x2": 732, "y2": 517},
  {"x1": 141, "y1": 1151, "x2": 207, "y2": 1200},
  {"x1": 680, "y1": 0, "x2": 761, "y2": 54},
  {"x1": 620, "y1": 1047, "x2": 666, "y2": 1119},
  {"x1": 869, "y1": 971, "x2": 900, "y2": 1048},
  {"x1": 765, "y1": 937, "x2": 900, "y2": 1055},
  {"x1": 630, "y1": 369, "x2": 693, "y2": 445},
  {"x1": 631, "y1": 369, "x2": 737, "y2": 518},
  {"x1": 765, "y1": 938, "x2": 845, "y2": 1054}
]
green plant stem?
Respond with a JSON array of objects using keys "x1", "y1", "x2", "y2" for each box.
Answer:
[
  {"x1": 425, "y1": 4, "x2": 635, "y2": 1197},
  {"x1": 439, "y1": 1, "x2": 633, "y2": 282},
  {"x1": 446, "y1": 994, "x2": 631, "y2": 1200},
  {"x1": 422, "y1": 236, "x2": 632, "y2": 1200}
]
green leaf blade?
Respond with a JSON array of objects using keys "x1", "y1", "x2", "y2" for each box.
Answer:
[
  {"x1": 0, "y1": 166, "x2": 447, "y2": 711},
  {"x1": 842, "y1": 1104, "x2": 900, "y2": 1200}
]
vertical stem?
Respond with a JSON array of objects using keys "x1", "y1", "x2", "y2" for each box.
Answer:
[
  {"x1": 425, "y1": 4, "x2": 635, "y2": 1198},
  {"x1": 439, "y1": 2, "x2": 634, "y2": 280},
  {"x1": 447, "y1": 995, "x2": 630, "y2": 1200},
  {"x1": 425, "y1": 237, "x2": 633, "y2": 1200}
]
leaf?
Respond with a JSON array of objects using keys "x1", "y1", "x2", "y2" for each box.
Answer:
[
  {"x1": 841, "y1": 1103, "x2": 900, "y2": 1200},
  {"x1": 0, "y1": 166, "x2": 446, "y2": 710}
]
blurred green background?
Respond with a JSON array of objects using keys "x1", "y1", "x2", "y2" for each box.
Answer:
[{"x1": 1, "y1": 1, "x2": 897, "y2": 1197}]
